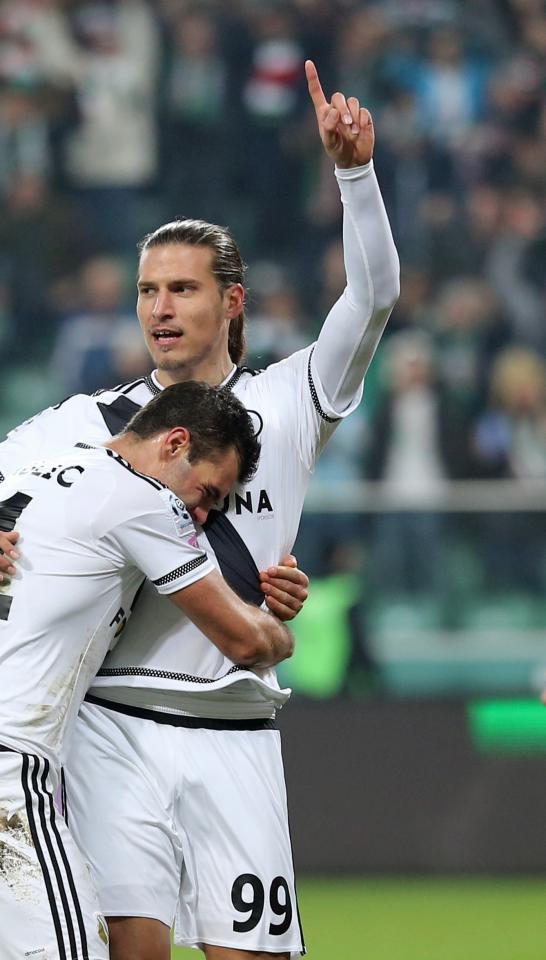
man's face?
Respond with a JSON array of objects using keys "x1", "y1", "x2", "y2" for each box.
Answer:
[
  {"x1": 137, "y1": 244, "x2": 237, "y2": 380},
  {"x1": 166, "y1": 446, "x2": 240, "y2": 526}
]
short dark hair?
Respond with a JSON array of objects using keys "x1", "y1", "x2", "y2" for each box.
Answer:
[
  {"x1": 138, "y1": 219, "x2": 247, "y2": 365},
  {"x1": 124, "y1": 382, "x2": 260, "y2": 485}
]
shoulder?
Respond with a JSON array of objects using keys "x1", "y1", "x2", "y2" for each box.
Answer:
[
  {"x1": 86, "y1": 375, "x2": 157, "y2": 436},
  {"x1": 226, "y1": 366, "x2": 264, "y2": 392},
  {"x1": 92, "y1": 374, "x2": 159, "y2": 402},
  {"x1": 79, "y1": 448, "x2": 172, "y2": 535},
  {"x1": 231, "y1": 347, "x2": 313, "y2": 392},
  {"x1": 102, "y1": 448, "x2": 167, "y2": 500}
]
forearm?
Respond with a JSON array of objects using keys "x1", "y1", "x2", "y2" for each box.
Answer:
[
  {"x1": 242, "y1": 608, "x2": 294, "y2": 668},
  {"x1": 171, "y1": 570, "x2": 294, "y2": 668},
  {"x1": 204, "y1": 598, "x2": 294, "y2": 669},
  {"x1": 313, "y1": 161, "x2": 400, "y2": 412}
]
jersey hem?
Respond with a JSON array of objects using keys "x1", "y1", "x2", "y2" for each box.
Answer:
[
  {"x1": 174, "y1": 936, "x2": 306, "y2": 957},
  {"x1": 89, "y1": 668, "x2": 291, "y2": 711},
  {"x1": 84, "y1": 694, "x2": 277, "y2": 730}
]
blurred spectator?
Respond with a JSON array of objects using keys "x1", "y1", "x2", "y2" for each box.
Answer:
[
  {"x1": 333, "y1": 7, "x2": 393, "y2": 115},
  {"x1": 388, "y1": 264, "x2": 433, "y2": 335},
  {"x1": 241, "y1": 3, "x2": 306, "y2": 252},
  {"x1": 0, "y1": 80, "x2": 50, "y2": 197},
  {"x1": 367, "y1": 331, "x2": 460, "y2": 596},
  {"x1": 160, "y1": 8, "x2": 229, "y2": 224},
  {"x1": 246, "y1": 260, "x2": 308, "y2": 367},
  {"x1": 405, "y1": 27, "x2": 490, "y2": 148},
  {"x1": 280, "y1": 539, "x2": 374, "y2": 700},
  {"x1": 0, "y1": 171, "x2": 94, "y2": 359},
  {"x1": 461, "y1": 183, "x2": 504, "y2": 273},
  {"x1": 473, "y1": 347, "x2": 546, "y2": 481},
  {"x1": 431, "y1": 277, "x2": 508, "y2": 426},
  {"x1": 486, "y1": 188, "x2": 545, "y2": 350},
  {"x1": 375, "y1": 84, "x2": 455, "y2": 259},
  {"x1": 49, "y1": 254, "x2": 148, "y2": 395},
  {"x1": 28, "y1": 0, "x2": 161, "y2": 251},
  {"x1": 0, "y1": 279, "x2": 9, "y2": 351},
  {"x1": 473, "y1": 347, "x2": 546, "y2": 591}
]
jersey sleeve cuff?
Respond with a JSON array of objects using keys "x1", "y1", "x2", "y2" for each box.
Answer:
[
  {"x1": 335, "y1": 160, "x2": 374, "y2": 181},
  {"x1": 152, "y1": 554, "x2": 215, "y2": 594}
]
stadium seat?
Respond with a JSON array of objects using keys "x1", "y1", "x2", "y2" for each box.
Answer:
[
  {"x1": 459, "y1": 593, "x2": 542, "y2": 633},
  {"x1": 369, "y1": 594, "x2": 445, "y2": 637}
]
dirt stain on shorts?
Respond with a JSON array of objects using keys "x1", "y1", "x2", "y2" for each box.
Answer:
[
  {"x1": 97, "y1": 913, "x2": 109, "y2": 945},
  {"x1": 0, "y1": 806, "x2": 41, "y2": 904}
]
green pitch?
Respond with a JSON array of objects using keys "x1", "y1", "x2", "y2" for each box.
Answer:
[{"x1": 172, "y1": 876, "x2": 546, "y2": 960}]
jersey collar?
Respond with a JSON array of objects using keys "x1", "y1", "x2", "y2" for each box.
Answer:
[{"x1": 148, "y1": 365, "x2": 240, "y2": 394}]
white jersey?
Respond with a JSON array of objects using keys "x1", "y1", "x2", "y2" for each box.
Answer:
[
  {"x1": 0, "y1": 161, "x2": 400, "y2": 719},
  {"x1": 0, "y1": 446, "x2": 214, "y2": 767}
]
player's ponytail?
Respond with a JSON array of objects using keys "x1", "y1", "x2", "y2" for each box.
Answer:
[{"x1": 228, "y1": 313, "x2": 246, "y2": 366}]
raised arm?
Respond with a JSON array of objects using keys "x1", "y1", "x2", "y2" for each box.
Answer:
[
  {"x1": 306, "y1": 60, "x2": 400, "y2": 413},
  {"x1": 169, "y1": 569, "x2": 294, "y2": 669}
]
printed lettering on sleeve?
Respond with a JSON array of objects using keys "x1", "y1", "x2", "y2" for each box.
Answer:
[{"x1": 158, "y1": 488, "x2": 198, "y2": 543}]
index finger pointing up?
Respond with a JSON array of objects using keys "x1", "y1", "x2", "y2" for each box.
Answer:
[{"x1": 305, "y1": 59, "x2": 328, "y2": 114}]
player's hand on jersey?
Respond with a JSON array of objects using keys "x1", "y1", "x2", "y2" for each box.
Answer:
[
  {"x1": 306, "y1": 59, "x2": 374, "y2": 168},
  {"x1": 0, "y1": 530, "x2": 19, "y2": 578},
  {"x1": 260, "y1": 554, "x2": 309, "y2": 622}
]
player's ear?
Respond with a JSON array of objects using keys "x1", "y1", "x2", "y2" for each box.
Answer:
[
  {"x1": 224, "y1": 283, "x2": 244, "y2": 319},
  {"x1": 164, "y1": 427, "x2": 191, "y2": 459}
]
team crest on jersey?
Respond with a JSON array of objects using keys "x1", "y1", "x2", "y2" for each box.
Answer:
[{"x1": 159, "y1": 488, "x2": 196, "y2": 540}]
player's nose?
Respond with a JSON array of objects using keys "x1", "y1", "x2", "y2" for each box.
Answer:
[
  {"x1": 151, "y1": 290, "x2": 175, "y2": 320},
  {"x1": 191, "y1": 505, "x2": 209, "y2": 526}
]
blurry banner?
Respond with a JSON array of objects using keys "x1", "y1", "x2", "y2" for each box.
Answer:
[{"x1": 467, "y1": 699, "x2": 546, "y2": 753}]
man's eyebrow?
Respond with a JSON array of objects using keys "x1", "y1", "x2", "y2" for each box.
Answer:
[{"x1": 137, "y1": 277, "x2": 200, "y2": 288}]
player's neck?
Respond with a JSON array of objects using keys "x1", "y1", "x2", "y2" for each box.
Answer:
[
  {"x1": 105, "y1": 434, "x2": 160, "y2": 479},
  {"x1": 155, "y1": 355, "x2": 236, "y2": 390}
]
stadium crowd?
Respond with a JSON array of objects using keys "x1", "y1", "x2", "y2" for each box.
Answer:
[{"x1": 0, "y1": 0, "x2": 544, "y2": 489}]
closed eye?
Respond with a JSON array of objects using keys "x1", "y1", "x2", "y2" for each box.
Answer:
[{"x1": 202, "y1": 485, "x2": 221, "y2": 502}]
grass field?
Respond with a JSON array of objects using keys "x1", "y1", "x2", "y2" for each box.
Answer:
[{"x1": 172, "y1": 876, "x2": 546, "y2": 960}]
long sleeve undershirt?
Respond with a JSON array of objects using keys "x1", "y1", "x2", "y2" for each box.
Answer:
[{"x1": 313, "y1": 161, "x2": 400, "y2": 414}]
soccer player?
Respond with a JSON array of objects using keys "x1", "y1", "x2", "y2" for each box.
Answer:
[
  {"x1": 0, "y1": 381, "x2": 295, "y2": 960},
  {"x1": 0, "y1": 61, "x2": 399, "y2": 960}
]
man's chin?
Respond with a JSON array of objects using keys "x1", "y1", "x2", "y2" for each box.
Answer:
[{"x1": 154, "y1": 352, "x2": 189, "y2": 373}]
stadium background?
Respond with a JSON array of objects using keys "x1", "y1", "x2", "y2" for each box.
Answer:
[{"x1": 0, "y1": 0, "x2": 545, "y2": 956}]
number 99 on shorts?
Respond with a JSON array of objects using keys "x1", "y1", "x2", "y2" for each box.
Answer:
[{"x1": 231, "y1": 874, "x2": 292, "y2": 935}]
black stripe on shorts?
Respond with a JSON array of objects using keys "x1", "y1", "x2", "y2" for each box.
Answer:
[
  {"x1": 41, "y1": 763, "x2": 89, "y2": 958},
  {"x1": 20, "y1": 752, "x2": 89, "y2": 959},
  {"x1": 21, "y1": 754, "x2": 68, "y2": 960}
]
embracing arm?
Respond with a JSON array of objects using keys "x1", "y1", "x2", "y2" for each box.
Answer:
[
  {"x1": 260, "y1": 554, "x2": 309, "y2": 621},
  {"x1": 169, "y1": 569, "x2": 294, "y2": 669},
  {"x1": 0, "y1": 394, "x2": 96, "y2": 576},
  {"x1": 306, "y1": 61, "x2": 400, "y2": 414}
]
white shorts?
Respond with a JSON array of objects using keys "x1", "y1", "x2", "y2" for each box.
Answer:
[
  {"x1": 65, "y1": 699, "x2": 305, "y2": 957},
  {"x1": 0, "y1": 747, "x2": 109, "y2": 960}
]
